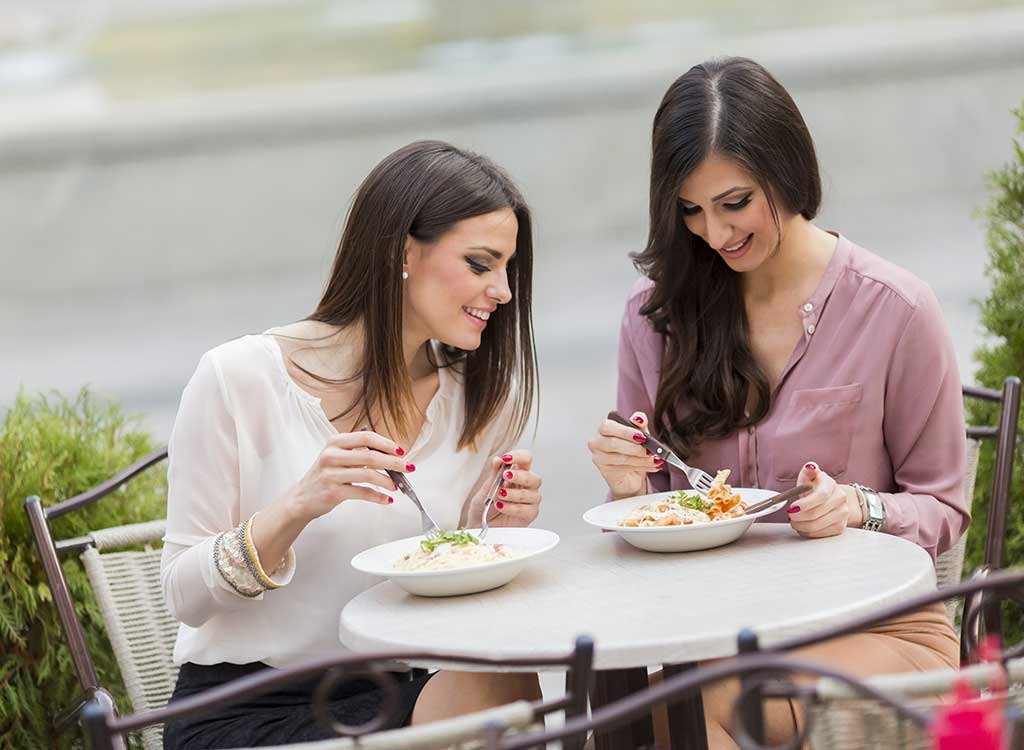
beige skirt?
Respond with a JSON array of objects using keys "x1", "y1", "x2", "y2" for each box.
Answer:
[{"x1": 695, "y1": 604, "x2": 960, "y2": 748}]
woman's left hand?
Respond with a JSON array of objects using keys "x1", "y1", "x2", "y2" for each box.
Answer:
[
  {"x1": 787, "y1": 461, "x2": 864, "y2": 538},
  {"x1": 466, "y1": 449, "x2": 542, "y2": 528}
]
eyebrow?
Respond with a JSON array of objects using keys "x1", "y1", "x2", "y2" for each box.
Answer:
[
  {"x1": 680, "y1": 186, "x2": 753, "y2": 205},
  {"x1": 468, "y1": 245, "x2": 515, "y2": 260}
]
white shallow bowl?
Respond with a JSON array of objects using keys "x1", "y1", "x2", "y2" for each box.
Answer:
[
  {"x1": 350, "y1": 527, "x2": 559, "y2": 597},
  {"x1": 582, "y1": 488, "x2": 784, "y2": 553}
]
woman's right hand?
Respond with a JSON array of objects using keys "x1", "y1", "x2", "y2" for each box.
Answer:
[
  {"x1": 285, "y1": 431, "x2": 412, "y2": 523},
  {"x1": 587, "y1": 410, "x2": 664, "y2": 499}
]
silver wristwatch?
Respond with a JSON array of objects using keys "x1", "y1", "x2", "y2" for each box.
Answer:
[{"x1": 852, "y1": 483, "x2": 885, "y2": 532}]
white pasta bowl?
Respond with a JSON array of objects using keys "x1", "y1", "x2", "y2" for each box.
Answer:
[
  {"x1": 582, "y1": 488, "x2": 785, "y2": 553},
  {"x1": 350, "y1": 527, "x2": 559, "y2": 597}
]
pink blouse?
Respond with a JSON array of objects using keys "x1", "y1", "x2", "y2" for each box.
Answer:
[{"x1": 617, "y1": 234, "x2": 968, "y2": 560}]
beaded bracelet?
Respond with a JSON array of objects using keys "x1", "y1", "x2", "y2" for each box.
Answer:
[{"x1": 212, "y1": 514, "x2": 282, "y2": 597}]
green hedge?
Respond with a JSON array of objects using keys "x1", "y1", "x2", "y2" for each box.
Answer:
[
  {"x1": 0, "y1": 389, "x2": 166, "y2": 749},
  {"x1": 964, "y1": 104, "x2": 1024, "y2": 646}
]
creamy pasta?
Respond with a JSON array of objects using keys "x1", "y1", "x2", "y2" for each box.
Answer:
[{"x1": 393, "y1": 530, "x2": 517, "y2": 571}]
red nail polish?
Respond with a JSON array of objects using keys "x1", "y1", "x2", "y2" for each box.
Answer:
[
  {"x1": 632, "y1": 433, "x2": 646, "y2": 443},
  {"x1": 499, "y1": 488, "x2": 507, "y2": 497},
  {"x1": 654, "y1": 457, "x2": 664, "y2": 464},
  {"x1": 405, "y1": 463, "x2": 416, "y2": 472},
  {"x1": 495, "y1": 501, "x2": 505, "y2": 510},
  {"x1": 387, "y1": 497, "x2": 394, "y2": 504},
  {"x1": 633, "y1": 415, "x2": 645, "y2": 424},
  {"x1": 502, "y1": 453, "x2": 513, "y2": 462},
  {"x1": 645, "y1": 448, "x2": 652, "y2": 455},
  {"x1": 787, "y1": 505, "x2": 801, "y2": 514},
  {"x1": 395, "y1": 447, "x2": 405, "y2": 456},
  {"x1": 505, "y1": 470, "x2": 514, "y2": 480},
  {"x1": 805, "y1": 462, "x2": 817, "y2": 471}
]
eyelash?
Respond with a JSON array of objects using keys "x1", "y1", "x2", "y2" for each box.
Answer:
[
  {"x1": 681, "y1": 194, "x2": 753, "y2": 216},
  {"x1": 466, "y1": 257, "x2": 490, "y2": 274}
]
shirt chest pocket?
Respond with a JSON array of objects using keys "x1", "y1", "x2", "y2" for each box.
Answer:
[{"x1": 773, "y1": 383, "x2": 863, "y2": 482}]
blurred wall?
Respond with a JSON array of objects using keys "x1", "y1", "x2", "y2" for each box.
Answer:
[{"x1": 2, "y1": 9, "x2": 1023, "y2": 529}]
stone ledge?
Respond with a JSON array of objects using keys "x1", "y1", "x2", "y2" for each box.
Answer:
[{"x1": 1, "y1": 9, "x2": 1023, "y2": 168}]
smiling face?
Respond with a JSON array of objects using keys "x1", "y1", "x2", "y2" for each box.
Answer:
[
  {"x1": 678, "y1": 154, "x2": 796, "y2": 273},
  {"x1": 402, "y1": 208, "x2": 518, "y2": 351}
]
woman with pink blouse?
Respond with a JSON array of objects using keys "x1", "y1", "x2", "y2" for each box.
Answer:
[{"x1": 587, "y1": 57, "x2": 967, "y2": 748}]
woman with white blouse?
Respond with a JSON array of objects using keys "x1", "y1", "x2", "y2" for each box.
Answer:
[{"x1": 160, "y1": 140, "x2": 544, "y2": 748}]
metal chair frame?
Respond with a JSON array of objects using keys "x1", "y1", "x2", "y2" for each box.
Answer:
[
  {"x1": 24, "y1": 447, "x2": 169, "y2": 733},
  {"x1": 79, "y1": 636, "x2": 595, "y2": 750},
  {"x1": 960, "y1": 377, "x2": 1022, "y2": 653},
  {"x1": 481, "y1": 570, "x2": 1024, "y2": 750}
]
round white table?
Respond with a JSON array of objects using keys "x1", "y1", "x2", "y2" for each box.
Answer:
[{"x1": 340, "y1": 525, "x2": 936, "y2": 749}]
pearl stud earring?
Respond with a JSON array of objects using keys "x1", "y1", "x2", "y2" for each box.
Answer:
[{"x1": 402, "y1": 271, "x2": 409, "y2": 280}]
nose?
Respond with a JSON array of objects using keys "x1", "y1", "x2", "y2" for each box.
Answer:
[
  {"x1": 488, "y1": 268, "x2": 512, "y2": 305},
  {"x1": 704, "y1": 213, "x2": 733, "y2": 251}
]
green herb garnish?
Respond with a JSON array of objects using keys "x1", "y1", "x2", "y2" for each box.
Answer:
[
  {"x1": 670, "y1": 490, "x2": 710, "y2": 512},
  {"x1": 420, "y1": 529, "x2": 481, "y2": 554}
]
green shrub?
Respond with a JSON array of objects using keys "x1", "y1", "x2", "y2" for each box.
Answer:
[
  {"x1": 964, "y1": 104, "x2": 1024, "y2": 646},
  {"x1": 0, "y1": 389, "x2": 166, "y2": 749}
]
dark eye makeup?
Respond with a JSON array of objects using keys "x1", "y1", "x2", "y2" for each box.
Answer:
[
  {"x1": 723, "y1": 194, "x2": 752, "y2": 210},
  {"x1": 465, "y1": 257, "x2": 490, "y2": 274},
  {"x1": 679, "y1": 192, "x2": 753, "y2": 216}
]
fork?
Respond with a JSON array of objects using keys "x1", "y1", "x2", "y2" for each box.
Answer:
[
  {"x1": 478, "y1": 461, "x2": 512, "y2": 539},
  {"x1": 607, "y1": 411, "x2": 715, "y2": 496},
  {"x1": 385, "y1": 469, "x2": 442, "y2": 539}
]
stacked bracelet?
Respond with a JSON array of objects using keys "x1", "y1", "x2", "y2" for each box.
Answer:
[{"x1": 213, "y1": 514, "x2": 281, "y2": 597}]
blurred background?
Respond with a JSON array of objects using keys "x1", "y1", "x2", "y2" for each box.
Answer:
[{"x1": 3, "y1": 0, "x2": 1024, "y2": 536}]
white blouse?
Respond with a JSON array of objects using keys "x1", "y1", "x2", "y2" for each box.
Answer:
[{"x1": 161, "y1": 334, "x2": 516, "y2": 667}]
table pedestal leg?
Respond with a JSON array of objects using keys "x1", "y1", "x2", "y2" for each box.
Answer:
[
  {"x1": 591, "y1": 668, "x2": 656, "y2": 750},
  {"x1": 661, "y1": 662, "x2": 708, "y2": 750}
]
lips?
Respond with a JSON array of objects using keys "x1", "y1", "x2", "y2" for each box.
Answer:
[
  {"x1": 463, "y1": 306, "x2": 491, "y2": 321},
  {"x1": 721, "y1": 234, "x2": 753, "y2": 254}
]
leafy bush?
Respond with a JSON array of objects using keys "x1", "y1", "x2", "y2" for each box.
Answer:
[
  {"x1": 0, "y1": 389, "x2": 166, "y2": 749},
  {"x1": 964, "y1": 104, "x2": 1024, "y2": 645}
]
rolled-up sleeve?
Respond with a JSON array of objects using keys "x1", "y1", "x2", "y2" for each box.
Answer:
[{"x1": 879, "y1": 285, "x2": 969, "y2": 559}]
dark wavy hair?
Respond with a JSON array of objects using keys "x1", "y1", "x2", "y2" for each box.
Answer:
[
  {"x1": 305, "y1": 140, "x2": 536, "y2": 449},
  {"x1": 632, "y1": 57, "x2": 822, "y2": 458}
]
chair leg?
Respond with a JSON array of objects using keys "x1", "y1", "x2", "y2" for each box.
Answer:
[{"x1": 81, "y1": 690, "x2": 122, "y2": 750}]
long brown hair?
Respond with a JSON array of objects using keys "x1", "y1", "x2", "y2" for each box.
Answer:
[
  {"x1": 633, "y1": 57, "x2": 821, "y2": 458},
  {"x1": 307, "y1": 140, "x2": 536, "y2": 449}
]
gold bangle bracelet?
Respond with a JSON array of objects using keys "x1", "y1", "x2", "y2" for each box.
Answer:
[{"x1": 242, "y1": 515, "x2": 281, "y2": 590}]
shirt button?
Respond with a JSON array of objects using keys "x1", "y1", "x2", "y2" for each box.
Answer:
[
  {"x1": 803, "y1": 302, "x2": 814, "y2": 313},
  {"x1": 807, "y1": 324, "x2": 816, "y2": 334}
]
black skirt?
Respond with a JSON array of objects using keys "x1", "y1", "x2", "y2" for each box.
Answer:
[{"x1": 163, "y1": 662, "x2": 433, "y2": 749}]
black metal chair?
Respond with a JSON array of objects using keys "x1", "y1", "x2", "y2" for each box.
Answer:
[
  {"x1": 957, "y1": 377, "x2": 1022, "y2": 654},
  {"x1": 478, "y1": 570, "x2": 1024, "y2": 750},
  {"x1": 79, "y1": 636, "x2": 594, "y2": 750},
  {"x1": 24, "y1": 447, "x2": 170, "y2": 747},
  {"x1": 935, "y1": 378, "x2": 1020, "y2": 625},
  {"x1": 83, "y1": 635, "x2": 598, "y2": 750},
  {"x1": 26, "y1": 451, "x2": 595, "y2": 749}
]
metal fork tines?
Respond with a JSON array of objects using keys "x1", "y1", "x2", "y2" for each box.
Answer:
[
  {"x1": 606, "y1": 411, "x2": 715, "y2": 496},
  {"x1": 479, "y1": 462, "x2": 511, "y2": 539},
  {"x1": 386, "y1": 469, "x2": 442, "y2": 539}
]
